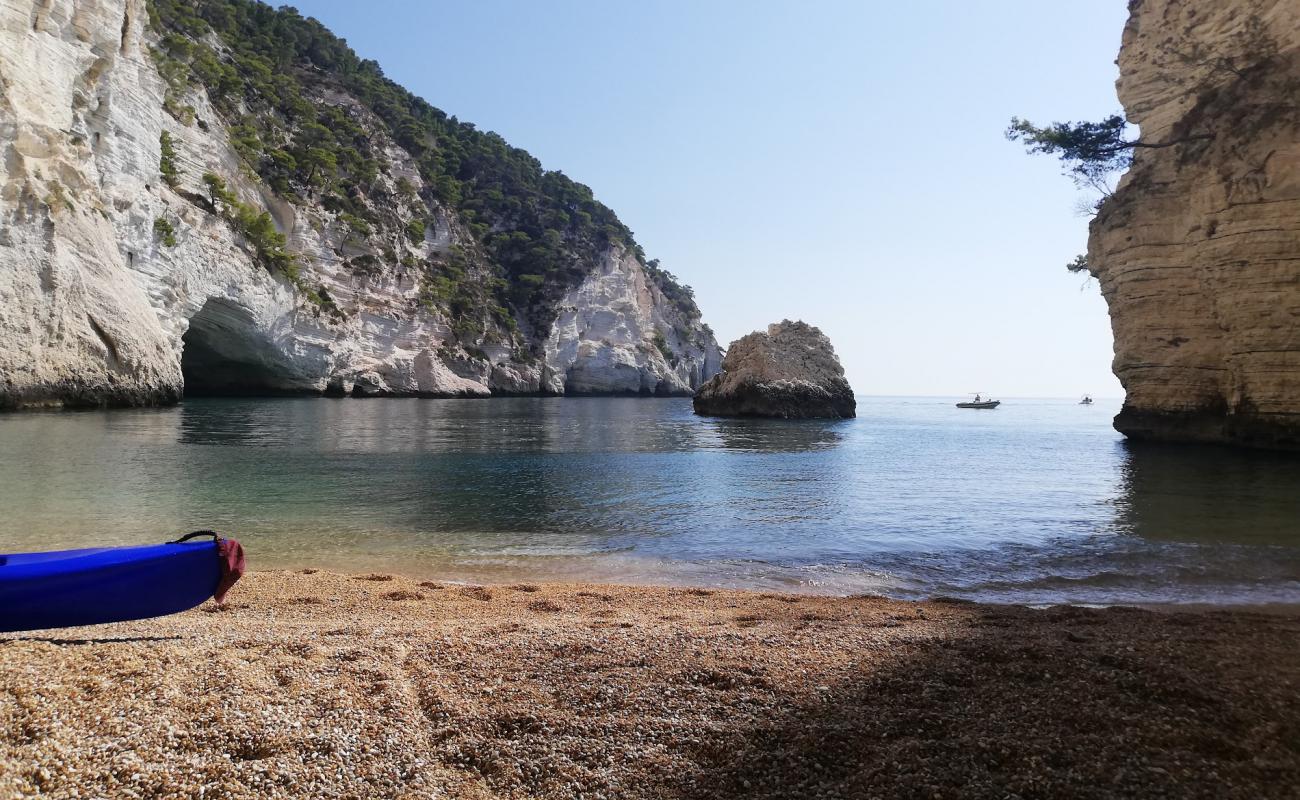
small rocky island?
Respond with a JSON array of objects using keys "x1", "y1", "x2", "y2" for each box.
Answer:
[{"x1": 693, "y1": 320, "x2": 856, "y2": 419}]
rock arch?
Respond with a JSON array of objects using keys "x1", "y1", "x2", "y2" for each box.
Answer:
[{"x1": 180, "y1": 297, "x2": 298, "y2": 396}]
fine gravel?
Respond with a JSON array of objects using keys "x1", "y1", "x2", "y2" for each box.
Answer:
[{"x1": 2, "y1": 571, "x2": 1299, "y2": 799}]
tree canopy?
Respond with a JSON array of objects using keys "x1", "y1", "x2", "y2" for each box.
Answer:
[
  {"x1": 1005, "y1": 115, "x2": 1133, "y2": 191},
  {"x1": 146, "y1": 0, "x2": 704, "y2": 346}
]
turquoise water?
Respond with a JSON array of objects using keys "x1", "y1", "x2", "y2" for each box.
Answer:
[{"x1": 1, "y1": 396, "x2": 1298, "y2": 604}]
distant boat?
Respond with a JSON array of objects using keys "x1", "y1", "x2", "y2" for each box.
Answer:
[
  {"x1": 956, "y1": 394, "x2": 1000, "y2": 409},
  {"x1": 1079, "y1": 395, "x2": 1094, "y2": 405}
]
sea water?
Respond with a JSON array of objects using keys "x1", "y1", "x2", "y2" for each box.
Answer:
[{"x1": 1, "y1": 396, "x2": 1297, "y2": 604}]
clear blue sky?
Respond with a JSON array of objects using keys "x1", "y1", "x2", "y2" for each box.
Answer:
[{"x1": 290, "y1": 0, "x2": 1130, "y2": 397}]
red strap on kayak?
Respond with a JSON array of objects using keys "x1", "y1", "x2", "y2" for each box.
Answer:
[
  {"x1": 170, "y1": 530, "x2": 246, "y2": 603},
  {"x1": 215, "y1": 538, "x2": 245, "y2": 604}
]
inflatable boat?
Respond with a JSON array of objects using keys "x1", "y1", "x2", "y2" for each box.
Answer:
[{"x1": 0, "y1": 531, "x2": 244, "y2": 633}]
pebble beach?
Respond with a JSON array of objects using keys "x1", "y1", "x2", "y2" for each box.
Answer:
[{"x1": 3, "y1": 571, "x2": 1299, "y2": 799}]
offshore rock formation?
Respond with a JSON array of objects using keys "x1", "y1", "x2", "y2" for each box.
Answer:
[
  {"x1": 693, "y1": 320, "x2": 855, "y2": 419},
  {"x1": 0, "y1": 0, "x2": 720, "y2": 408},
  {"x1": 1087, "y1": 0, "x2": 1300, "y2": 448}
]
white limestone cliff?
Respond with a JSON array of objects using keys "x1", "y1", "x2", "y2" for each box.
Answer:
[
  {"x1": 0, "y1": 0, "x2": 720, "y2": 407},
  {"x1": 542, "y1": 247, "x2": 722, "y2": 396}
]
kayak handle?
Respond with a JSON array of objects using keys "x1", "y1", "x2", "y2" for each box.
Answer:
[{"x1": 169, "y1": 530, "x2": 221, "y2": 544}]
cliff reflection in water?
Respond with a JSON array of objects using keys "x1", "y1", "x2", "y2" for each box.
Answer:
[
  {"x1": 700, "y1": 417, "x2": 845, "y2": 453},
  {"x1": 1113, "y1": 441, "x2": 1300, "y2": 547},
  {"x1": 177, "y1": 397, "x2": 845, "y2": 454},
  {"x1": 179, "y1": 397, "x2": 719, "y2": 453}
]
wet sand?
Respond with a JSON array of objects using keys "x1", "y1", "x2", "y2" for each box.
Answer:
[{"x1": 3, "y1": 571, "x2": 1299, "y2": 799}]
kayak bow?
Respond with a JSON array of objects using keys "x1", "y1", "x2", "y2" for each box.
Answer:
[{"x1": 0, "y1": 532, "x2": 245, "y2": 633}]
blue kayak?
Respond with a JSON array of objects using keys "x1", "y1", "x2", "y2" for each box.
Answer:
[{"x1": 0, "y1": 533, "x2": 243, "y2": 633}]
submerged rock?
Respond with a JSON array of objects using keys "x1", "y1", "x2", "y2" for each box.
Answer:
[{"x1": 693, "y1": 320, "x2": 855, "y2": 419}]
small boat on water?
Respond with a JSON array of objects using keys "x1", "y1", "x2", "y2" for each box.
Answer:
[
  {"x1": 1079, "y1": 395, "x2": 1094, "y2": 405},
  {"x1": 0, "y1": 531, "x2": 244, "y2": 633},
  {"x1": 956, "y1": 393, "x2": 1000, "y2": 409}
]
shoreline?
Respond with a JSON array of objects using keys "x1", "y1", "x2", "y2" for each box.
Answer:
[
  {"x1": 246, "y1": 555, "x2": 1300, "y2": 609},
  {"x1": 4, "y1": 570, "x2": 1299, "y2": 798}
]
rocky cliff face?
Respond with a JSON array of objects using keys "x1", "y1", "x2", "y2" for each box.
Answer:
[
  {"x1": 693, "y1": 320, "x2": 855, "y2": 419},
  {"x1": 1088, "y1": 0, "x2": 1300, "y2": 448},
  {"x1": 0, "y1": 0, "x2": 720, "y2": 408}
]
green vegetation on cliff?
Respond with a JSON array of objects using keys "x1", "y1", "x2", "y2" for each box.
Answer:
[
  {"x1": 158, "y1": 130, "x2": 180, "y2": 188},
  {"x1": 145, "y1": 0, "x2": 703, "y2": 347},
  {"x1": 1006, "y1": 11, "x2": 1287, "y2": 279}
]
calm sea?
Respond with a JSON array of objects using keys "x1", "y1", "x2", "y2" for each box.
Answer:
[{"x1": 1, "y1": 396, "x2": 1297, "y2": 604}]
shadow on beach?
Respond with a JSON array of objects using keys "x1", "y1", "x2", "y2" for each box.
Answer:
[
  {"x1": 4, "y1": 575, "x2": 1298, "y2": 799},
  {"x1": 669, "y1": 603, "x2": 1300, "y2": 799}
]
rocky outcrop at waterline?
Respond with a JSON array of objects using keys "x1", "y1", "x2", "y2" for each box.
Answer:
[
  {"x1": 0, "y1": 0, "x2": 721, "y2": 409},
  {"x1": 693, "y1": 320, "x2": 855, "y2": 419},
  {"x1": 1086, "y1": 0, "x2": 1300, "y2": 449}
]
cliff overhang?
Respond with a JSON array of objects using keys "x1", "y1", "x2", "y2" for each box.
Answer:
[{"x1": 1087, "y1": 0, "x2": 1300, "y2": 450}]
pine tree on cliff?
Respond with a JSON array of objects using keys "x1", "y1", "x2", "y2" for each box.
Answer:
[
  {"x1": 1005, "y1": 12, "x2": 1281, "y2": 274},
  {"x1": 1004, "y1": 115, "x2": 1212, "y2": 197}
]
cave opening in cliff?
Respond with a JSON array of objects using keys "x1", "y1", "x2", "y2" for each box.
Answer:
[{"x1": 181, "y1": 298, "x2": 291, "y2": 397}]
